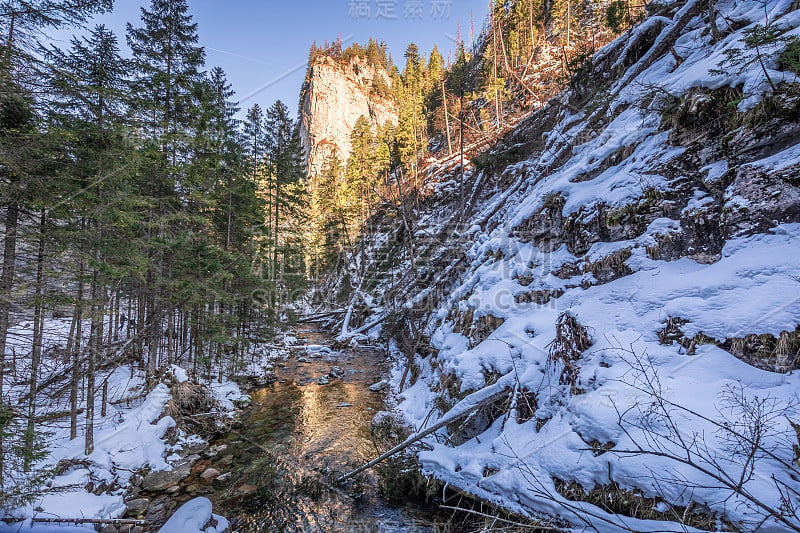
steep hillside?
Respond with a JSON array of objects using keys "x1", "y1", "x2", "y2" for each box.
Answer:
[
  {"x1": 332, "y1": 0, "x2": 800, "y2": 530},
  {"x1": 299, "y1": 54, "x2": 398, "y2": 177}
]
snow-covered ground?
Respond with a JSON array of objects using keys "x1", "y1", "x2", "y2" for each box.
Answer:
[
  {"x1": 1, "y1": 361, "x2": 243, "y2": 526},
  {"x1": 0, "y1": 311, "x2": 252, "y2": 530}
]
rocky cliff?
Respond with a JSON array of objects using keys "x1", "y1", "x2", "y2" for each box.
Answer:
[{"x1": 299, "y1": 55, "x2": 398, "y2": 177}]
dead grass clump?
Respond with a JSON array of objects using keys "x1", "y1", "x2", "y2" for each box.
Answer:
[
  {"x1": 470, "y1": 315, "x2": 505, "y2": 347},
  {"x1": 583, "y1": 438, "x2": 615, "y2": 457},
  {"x1": 553, "y1": 478, "x2": 722, "y2": 530},
  {"x1": 516, "y1": 274, "x2": 534, "y2": 286},
  {"x1": 515, "y1": 389, "x2": 538, "y2": 424},
  {"x1": 515, "y1": 288, "x2": 564, "y2": 305},
  {"x1": 164, "y1": 381, "x2": 229, "y2": 438},
  {"x1": 447, "y1": 306, "x2": 475, "y2": 338},
  {"x1": 723, "y1": 326, "x2": 800, "y2": 373},
  {"x1": 657, "y1": 317, "x2": 719, "y2": 355},
  {"x1": 582, "y1": 248, "x2": 633, "y2": 284},
  {"x1": 554, "y1": 261, "x2": 583, "y2": 280},
  {"x1": 547, "y1": 313, "x2": 593, "y2": 394},
  {"x1": 376, "y1": 452, "x2": 441, "y2": 505},
  {"x1": 658, "y1": 316, "x2": 690, "y2": 345},
  {"x1": 662, "y1": 86, "x2": 743, "y2": 144},
  {"x1": 660, "y1": 319, "x2": 800, "y2": 372}
]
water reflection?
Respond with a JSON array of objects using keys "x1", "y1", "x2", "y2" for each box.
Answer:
[{"x1": 204, "y1": 327, "x2": 440, "y2": 532}]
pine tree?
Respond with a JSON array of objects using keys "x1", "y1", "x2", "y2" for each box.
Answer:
[
  {"x1": 126, "y1": 0, "x2": 206, "y2": 382},
  {"x1": 126, "y1": 0, "x2": 205, "y2": 151},
  {"x1": 346, "y1": 115, "x2": 377, "y2": 229},
  {"x1": 243, "y1": 103, "x2": 266, "y2": 180},
  {"x1": 265, "y1": 101, "x2": 305, "y2": 291},
  {"x1": 0, "y1": 0, "x2": 113, "y2": 487},
  {"x1": 45, "y1": 23, "x2": 138, "y2": 454}
]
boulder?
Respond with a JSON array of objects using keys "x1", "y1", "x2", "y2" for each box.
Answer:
[
  {"x1": 233, "y1": 395, "x2": 252, "y2": 408},
  {"x1": 142, "y1": 461, "x2": 192, "y2": 491},
  {"x1": 237, "y1": 484, "x2": 257, "y2": 496},
  {"x1": 124, "y1": 497, "x2": 150, "y2": 517},
  {"x1": 369, "y1": 380, "x2": 389, "y2": 392},
  {"x1": 200, "y1": 467, "x2": 222, "y2": 482}
]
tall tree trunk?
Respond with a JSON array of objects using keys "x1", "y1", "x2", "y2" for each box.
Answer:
[
  {"x1": 0, "y1": 198, "x2": 19, "y2": 485},
  {"x1": 86, "y1": 228, "x2": 104, "y2": 455},
  {"x1": 167, "y1": 307, "x2": 173, "y2": 366},
  {"x1": 273, "y1": 175, "x2": 280, "y2": 284},
  {"x1": 25, "y1": 210, "x2": 47, "y2": 470},
  {"x1": 442, "y1": 81, "x2": 452, "y2": 154},
  {"x1": 69, "y1": 260, "x2": 84, "y2": 441}
]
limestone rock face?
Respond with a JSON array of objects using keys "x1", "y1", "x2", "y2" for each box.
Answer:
[{"x1": 299, "y1": 55, "x2": 398, "y2": 178}]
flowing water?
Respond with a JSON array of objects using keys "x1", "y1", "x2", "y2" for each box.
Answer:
[{"x1": 169, "y1": 325, "x2": 444, "y2": 532}]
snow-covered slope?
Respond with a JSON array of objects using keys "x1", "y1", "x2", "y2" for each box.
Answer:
[{"x1": 341, "y1": 1, "x2": 800, "y2": 530}]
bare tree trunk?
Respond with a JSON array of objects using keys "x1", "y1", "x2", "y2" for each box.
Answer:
[
  {"x1": 146, "y1": 288, "x2": 157, "y2": 384},
  {"x1": 70, "y1": 257, "x2": 85, "y2": 441},
  {"x1": 25, "y1": 210, "x2": 47, "y2": 470},
  {"x1": 708, "y1": 0, "x2": 720, "y2": 42},
  {"x1": 110, "y1": 288, "x2": 119, "y2": 343},
  {"x1": 566, "y1": 0, "x2": 571, "y2": 48},
  {"x1": 65, "y1": 312, "x2": 77, "y2": 364},
  {"x1": 167, "y1": 307, "x2": 173, "y2": 366},
  {"x1": 442, "y1": 80, "x2": 453, "y2": 154},
  {"x1": 86, "y1": 242, "x2": 104, "y2": 455},
  {"x1": 273, "y1": 171, "x2": 281, "y2": 284},
  {"x1": 0, "y1": 199, "x2": 19, "y2": 484},
  {"x1": 101, "y1": 380, "x2": 107, "y2": 418}
]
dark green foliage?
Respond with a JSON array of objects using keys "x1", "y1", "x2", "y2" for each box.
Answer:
[
  {"x1": 370, "y1": 74, "x2": 392, "y2": 99},
  {"x1": 264, "y1": 100, "x2": 308, "y2": 297},
  {"x1": 126, "y1": 0, "x2": 205, "y2": 149},
  {"x1": 779, "y1": 36, "x2": 800, "y2": 75},
  {"x1": 605, "y1": 0, "x2": 640, "y2": 33},
  {"x1": 0, "y1": 404, "x2": 50, "y2": 510},
  {"x1": 711, "y1": 22, "x2": 793, "y2": 90},
  {"x1": 0, "y1": 0, "x2": 294, "y2": 506},
  {"x1": 309, "y1": 37, "x2": 391, "y2": 71}
]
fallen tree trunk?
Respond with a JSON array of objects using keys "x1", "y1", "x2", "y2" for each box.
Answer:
[
  {"x1": 110, "y1": 392, "x2": 148, "y2": 406},
  {"x1": 336, "y1": 315, "x2": 387, "y2": 343},
  {"x1": 336, "y1": 380, "x2": 513, "y2": 484},
  {"x1": 35, "y1": 408, "x2": 85, "y2": 423},
  {"x1": 297, "y1": 310, "x2": 345, "y2": 323},
  {"x1": 3, "y1": 517, "x2": 147, "y2": 526}
]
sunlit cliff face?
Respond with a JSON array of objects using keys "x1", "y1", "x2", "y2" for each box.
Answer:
[{"x1": 299, "y1": 55, "x2": 398, "y2": 179}]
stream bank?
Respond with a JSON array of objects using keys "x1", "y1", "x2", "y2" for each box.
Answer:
[{"x1": 129, "y1": 325, "x2": 448, "y2": 532}]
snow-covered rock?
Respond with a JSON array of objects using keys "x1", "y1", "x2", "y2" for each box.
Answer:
[{"x1": 158, "y1": 497, "x2": 228, "y2": 533}]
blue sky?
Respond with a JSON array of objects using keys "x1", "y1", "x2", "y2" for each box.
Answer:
[{"x1": 62, "y1": 0, "x2": 488, "y2": 119}]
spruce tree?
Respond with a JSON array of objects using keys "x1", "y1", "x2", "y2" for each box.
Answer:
[
  {"x1": 243, "y1": 103, "x2": 266, "y2": 180},
  {"x1": 45, "y1": 24, "x2": 138, "y2": 454},
  {"x1": 127, "y1": 0, "x2": 206, "y2": 381},
  {"x1": 265, "y1": 101, "x2": 305, "y2": 288},
  {"x1": 0, "y1": 0, "x2": 113, "y2": 487}
]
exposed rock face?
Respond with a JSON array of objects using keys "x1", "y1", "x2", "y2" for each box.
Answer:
[{"x1": 299, "y1": 55, "x2": 398, "y2": 177}]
